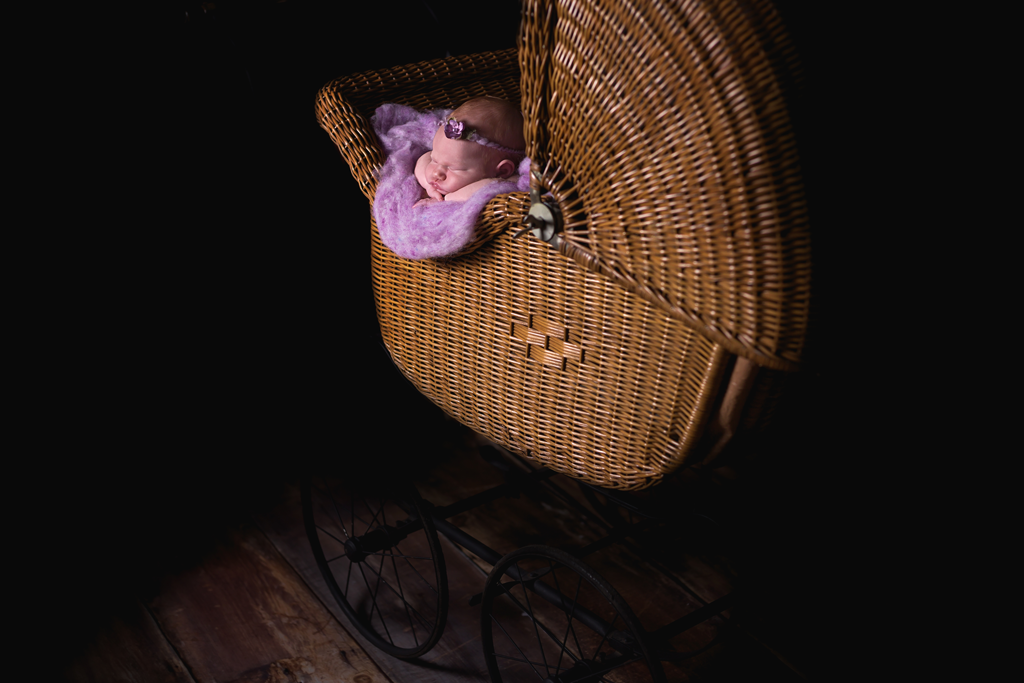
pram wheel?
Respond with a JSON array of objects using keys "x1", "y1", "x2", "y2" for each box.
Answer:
[
  {"x1": 301, "y1": 474, "x2": 448, "y2": 659},
  {"x1": 481, "y1": 545, "x2": 666, "y2": 683}
]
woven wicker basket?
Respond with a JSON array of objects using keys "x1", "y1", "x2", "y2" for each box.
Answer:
[{"x1": 316, "y1": 0, "x2": 810, "y2": 490}]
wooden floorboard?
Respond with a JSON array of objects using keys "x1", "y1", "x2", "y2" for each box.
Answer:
[
  {"x1": 145, "y1": 522, "x2": 391, "y2": 683},
  {"x1": 62, "y1": 599, "x2": 196, "y2": 683}
]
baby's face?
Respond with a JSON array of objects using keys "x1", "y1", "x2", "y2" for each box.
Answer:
[{"x1": 422, "y1": 127, "x2": 496, "y2": 196}]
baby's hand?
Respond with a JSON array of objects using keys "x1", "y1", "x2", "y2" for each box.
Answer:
[
  {"x1": 415, "y1": 151, "x2": 444, "y2": 201},
  {"x1": 443, "y1": 177, "x2": 500, "y2": 203}
]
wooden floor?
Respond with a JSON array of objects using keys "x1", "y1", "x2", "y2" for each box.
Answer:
[{"x1": 59, "y1": 413, "x2": 829, "y2": 683}]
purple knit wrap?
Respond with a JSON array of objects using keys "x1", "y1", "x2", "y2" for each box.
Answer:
[{"x1": 371, "y1": 103, "x2": 531, "y2": 260}]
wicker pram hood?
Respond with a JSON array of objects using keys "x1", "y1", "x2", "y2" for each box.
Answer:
[{"x1": 519, "y1": 0, "x2": 810, "y2": 372}]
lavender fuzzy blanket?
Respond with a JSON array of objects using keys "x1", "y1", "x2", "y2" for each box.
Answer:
[{"x1": 371, "y1": 103, "x2": 531, "y2": 260}]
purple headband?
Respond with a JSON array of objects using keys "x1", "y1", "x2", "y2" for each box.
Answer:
[{"x1": 442, "y1": 118, "x2": 525, "y2": 155}]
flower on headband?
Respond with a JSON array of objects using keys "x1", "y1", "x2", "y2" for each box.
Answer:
[
  {"x1": 440, "y1": 115, "x2": 526, "y2": 155},
  {"x1": 444, "y1": 118, "x2": 471, "y2": 140}
]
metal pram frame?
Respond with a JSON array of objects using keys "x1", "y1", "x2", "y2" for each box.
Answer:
[{"x1": 302, "y1": 444, "x2": 743, "y2": 682}]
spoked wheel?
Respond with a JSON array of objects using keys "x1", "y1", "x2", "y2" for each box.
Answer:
[
  {"x1": 301, "y1": 474, "x2": 448, "y2": 659},
  {"x1": 481, "y1": 545, "x2": 666, "y2": 683}
]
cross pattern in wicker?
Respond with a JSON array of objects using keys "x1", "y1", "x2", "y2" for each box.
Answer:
[{"x1": 512, "y1": 315, "x2": 586, "y2": 372}]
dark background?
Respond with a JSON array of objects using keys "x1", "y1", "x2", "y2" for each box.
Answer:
[
  {"x1": 43, "y1": 0, "x2": 523, "y2": 668},
  {"x1": 40, "y1": 2, "x2": 863, "y2": 679}
]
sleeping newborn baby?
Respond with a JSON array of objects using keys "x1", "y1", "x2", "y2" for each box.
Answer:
[
  {"x1": 413, "y1": 96, "x2": 526, "y2": 205},
  {"x1": 370, "y1": 97, "x2": 531, "y2": 259}
]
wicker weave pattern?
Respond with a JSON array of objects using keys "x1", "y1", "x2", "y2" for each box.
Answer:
[
  {"x1": 371, "y1": 218, "x2": 726, "y2": 490},
  {"x1": 520, "y1": 0, "x2": 810, "y2": 370}
]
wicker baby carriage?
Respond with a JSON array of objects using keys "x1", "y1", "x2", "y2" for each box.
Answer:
[
  {"x1": 310, "y1": 0, "x2": 810, "y2": 678},
  {"x1": 317, "y1": 0, "x2": 809, "y2": 492}
]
